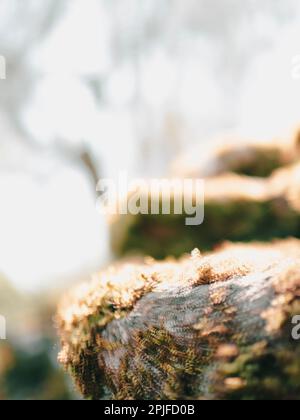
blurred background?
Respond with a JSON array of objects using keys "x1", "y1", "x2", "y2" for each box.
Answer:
[{"x1": 1, "y1": 0, "x2": 300, "y2": 399}]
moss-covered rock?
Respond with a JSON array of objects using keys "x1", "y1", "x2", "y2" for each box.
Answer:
[
  {"x1": 172, "y1": 135, "x2": 300, "y2": 179},
  {"x1": 110, "y1": 166, "x2": 300, "y2": 259},
  {"x1": 57, "y1": 239, "x2": 300, "y2": 400}
]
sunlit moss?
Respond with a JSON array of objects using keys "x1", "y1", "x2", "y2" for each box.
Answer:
[{"x1": 57, "y1": 240, "x2": 300, "y2": 400}]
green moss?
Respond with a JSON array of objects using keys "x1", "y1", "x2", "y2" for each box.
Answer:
[
  {"x1": 111, "y1": 327, "x2": 204, "y2": 400},
  {"x1": 222, "y1": 148, "x2": 283, "y2": 178},
  {"x1": 117, "y1": 199, "x2": 300, "y2": 259},
  {"x1": 216, "y1": 342, "x2": 300, "y2": 400}
]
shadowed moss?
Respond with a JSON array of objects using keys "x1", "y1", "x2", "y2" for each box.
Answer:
[
  {"x1": 110, "y1": 167, "x2": 300, "y2": 259},
  {"x1": 57, "y1": 240, "x2": 300, "y2": 400}
]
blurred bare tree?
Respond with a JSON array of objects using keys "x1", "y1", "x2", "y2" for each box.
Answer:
[
  {"x1": 0, "y1": 0, "x2": 298, "y2": 182},
  {"x1": 0, "y1": 0, "x2": 101, "y2": 186}
]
